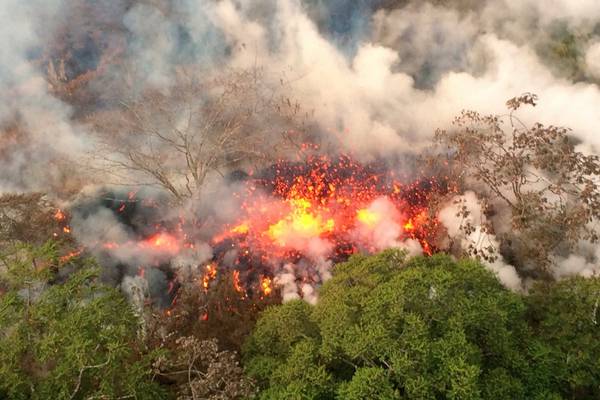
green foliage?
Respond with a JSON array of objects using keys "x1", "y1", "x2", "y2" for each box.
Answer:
[
  {"x1": 244, "y1": 250, "x2": 600, "y2": 399},
  {"x1": 526, "y1": 277, "x2": 600, "y2": 398},
  {"x1": 0, "y1": 243, "x2": 165, "y2": 400}
]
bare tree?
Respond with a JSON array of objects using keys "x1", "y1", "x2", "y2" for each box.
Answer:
[
  {"x1": 89, "y1": 67, "x2": 306, "y2": 204},
  {"x1": 153, "y1": 337, "x2": 256, "y2": 400},
  {"x1": 434, "y1": 93, "x2": 600, "y2": 273}
]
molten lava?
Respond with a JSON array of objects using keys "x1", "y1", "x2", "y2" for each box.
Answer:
[
  {"x1": 61, "y1": 153, "x2": 452, "y2": 305},
  {"x1": 142, "y1": 232, "x2": 180, "y2": 253},
  {"x1": 211, "y1": 154, "x2": 445, "y2": 261}
]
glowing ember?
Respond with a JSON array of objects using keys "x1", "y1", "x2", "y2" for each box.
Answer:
[
  {"x1": 54, "y1": 209, "x2": 66, "y2": 221},
  {"x1": 59, "y1": 249, "x2": 83, "y2": 263}
]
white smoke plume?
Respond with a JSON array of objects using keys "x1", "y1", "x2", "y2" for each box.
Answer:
[
  {"x1": 353, "y1": 196, "x2": 423, "y2": 255},
  {"x1": 439, "y1": 191, "x2": 522, "y2": 291},
  {"x1": 4, "y1": 0, "x2": 600, "y2": 297},
  {"x1": 0, "y1": 0, "x2": 89, "y2": 194},
  {"x1": 4, "y1": 0, "x2": 600, "y2": 185}
]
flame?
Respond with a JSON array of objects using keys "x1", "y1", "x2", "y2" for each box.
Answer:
[
  {"x1": 232, "y1": 270, "x2": 245, "y2": 294},
  {"x1": 207, "y1": 154, "x2": 448, "y2": 271},
  {"x1": 231, "y1": 222, "x2": 249, "y2": 235},
  {"x1": 260, "y1": 276, "x2": 272, "y2": 296},
  {"x1": 66, "y1": 153, "x2": 450, "y2": 304},
  {"x1": 202, "y1": 263, "x2": 217, "y2": 291},
  {"x1": 267, "y1": 198, "x2": 335, "y2": 246}
]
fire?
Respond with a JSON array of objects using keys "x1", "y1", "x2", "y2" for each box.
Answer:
[
  {"x1": 260, "y1": 276, "x2": 272, "y2": 296},
  {"x1": 211, "y1": 155, "x2": 445, "y2": 261},
  {"x1": 59, "y1": 249, "x2": 83, "y2": 263},
  {"x1": 58, "y1": 153, "x2": 451, "y2": 304},
  {"x1": 142, "y1": 232, "x2": 180, "y2": 253},
  {"x1": 200, "y1": 154, "x2": 450, "y2": 304},
  {"x1": 356, "y1": 208, "x2": 381, "y2": 227},
  {"x1": 267, "y1": 198, "x2": 335, "y2": 246},
  {"x1": 202, "y1": 263, "x2": 217, "y2": 291},
  {"x1": 232, "y1": 270, "x2": 245, "y2": 294},
  {"x1": 231, "y1": 222, "x2": 249, "y2": 235},
  {"x1": 54, "y1": 209, "x2": 66, "y2": 221}
]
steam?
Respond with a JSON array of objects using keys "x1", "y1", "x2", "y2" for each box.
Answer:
[
  {"x1": 353, "y1": 197, "x2": 422, "y2": 255},
  {"x1": 4, "y1": 0, "x2": 600, "y2": 298},
  {"x1": 0, "y1": 0, "x2": 88, "y2": 194},
  {"x1": 439, "y1": 192, "x2": 522, "y2": 291},
  {"x1": 5, "y1": 0, "x2": 600, "y2": 179}
]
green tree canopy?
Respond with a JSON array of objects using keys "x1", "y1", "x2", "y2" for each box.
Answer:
[
  {"x1": 525, "y1": 277, "x2": 600, "y2": 399},
  {"x1": 0, "y1": 242, "x2": 165, "y2": 400},
  {"x1": 243, "y1": 250, "x2": 600, "y2": 399}
]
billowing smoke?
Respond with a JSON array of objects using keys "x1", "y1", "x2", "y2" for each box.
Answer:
[
  {"x1": 439, "y1": 191, "x2": 522, "y2": 291},
  {"x1": 3, "y1": 0, "x2": 600, "y2": 301}
]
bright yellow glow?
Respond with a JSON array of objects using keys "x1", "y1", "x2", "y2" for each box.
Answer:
[
  {"x1": 267, "y1": 198, "x2": 334, "y2": 245},
  {"x1": 231, "y1": 222, "x2": 249, "y2": 234},
  {"x1": 356, "y1": 208, "x2": 381, "y2": 227},
  {"x1": 261, "y1": 276, "x2": 273, "y2": 296}
]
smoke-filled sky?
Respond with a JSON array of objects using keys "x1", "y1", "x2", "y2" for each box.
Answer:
[
  {"x1": 3, "y1": 0, "x2": 600, "y2": 296},
  {"x1": 3, "y1": 0, "x2": 600, "y2": 194}
]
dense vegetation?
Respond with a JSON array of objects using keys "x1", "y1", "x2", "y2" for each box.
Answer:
[
  {"x1": 244, "y1": 250, "x2": 600, "y2": 399},
  {"x1": 2, "y1": 244, "x2": 599, "y2": 399},
  {"x1": 0, "y1": 243, "x2": 164, "y2": 399}
]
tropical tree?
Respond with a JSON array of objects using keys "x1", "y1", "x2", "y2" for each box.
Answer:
[
  {"x1": 244, "y1": 250, "x2": 534, "y2": 399},
  {"x1": 0, "y1": 242, "x2": 165, "y2": 400},
  {"x1": 244, "y1": 250, "x2": 600, "y2": 399},
  {"x1": 525, "y1": 277, "x2": 600, "y2": 399}
]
